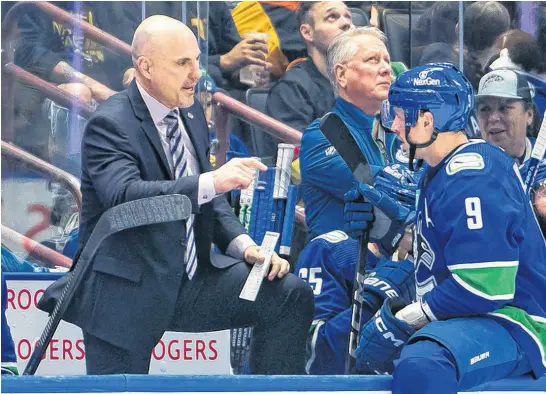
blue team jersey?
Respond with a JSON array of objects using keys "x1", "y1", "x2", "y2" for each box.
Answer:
[
  {"x1": 414, "y1": 140, "x2": 546, "y2": 377},
  {"x1": 295, "y1": 231, "x2": 380, "y2": 374},
  {"x1": 300, "y1": 97, "x2": 402, "y2": 240}
]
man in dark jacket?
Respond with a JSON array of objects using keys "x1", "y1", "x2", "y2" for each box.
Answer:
[
  {"x1": 64, "y1": 15, "x2": 314, "y2": 375},
  {"x1": 265, "y1": 1, "x2": 352, "y2": 138}
]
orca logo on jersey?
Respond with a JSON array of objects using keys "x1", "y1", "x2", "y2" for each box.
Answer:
[
  {"x1": 414, "y1": 214, "x2": 437, "y2": 300},
  {"x1": 375, "y1": 315, "x2": 405, "y2": 347}
]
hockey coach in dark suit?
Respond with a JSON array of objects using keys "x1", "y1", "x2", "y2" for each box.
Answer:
[{"x1": 65, "y1": 15, "x2": 314, "y2": 375}]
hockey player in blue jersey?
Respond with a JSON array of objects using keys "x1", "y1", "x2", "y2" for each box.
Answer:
[
  {"x1": 295, "y1": 231, "x2": 416, "y2": 374},
  {"x1": 345, "y1": 63, "x2": 546, "y2": 392},
  {"x1": 296, "y1": 163, "x2": 418, "y2": 374}
]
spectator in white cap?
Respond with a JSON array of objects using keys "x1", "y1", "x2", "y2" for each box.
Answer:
[{"x1": 476, "y1": 68, "x2": 539, "y2": 163}]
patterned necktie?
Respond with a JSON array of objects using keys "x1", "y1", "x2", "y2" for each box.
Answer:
[{"x1": 165, "y1": 109, "x2": 197, "y2": 279}]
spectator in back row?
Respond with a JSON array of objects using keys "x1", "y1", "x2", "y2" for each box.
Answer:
[
  {"x1": 118, "y1": 2, "x2": 274, "y2": 100},
  {"x1": 488, "y1": 29, "x2": 546, "y2": 77},
  {"x1": 418, "y1": 1, "x2": 511, "y2": 90},
  {"x1": 265, "y1": 1, "x2": 352, "y2": 135},
  {"x1": 198, "y1": 1, "x2": 273, "y2": 98},
  {"x1": 486, "y1": 29, "x2": 546, "y2": 119},
  {"x1": 12, "y1": 2, "x2": 129, "y2": 160},
  {"x1": 231, "y1": 1, "x2": 306, "y2": 81},
  {"x1": 412, "y1": 1, "x2": 460, "y2": 64},
  {"x1": 460, "y1": 1, "x2": 511, "y2": 85}
]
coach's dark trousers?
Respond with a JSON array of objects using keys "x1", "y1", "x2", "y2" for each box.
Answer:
[{"x1": 83, "y1": 262, "x2": 314, "y2": 374}]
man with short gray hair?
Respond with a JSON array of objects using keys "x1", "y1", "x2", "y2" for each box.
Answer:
[
  {"x1": 326, "y1": 26, "x2": 388, "y2": 96},
  {"x1": 300, "y1": 26, "x2": 402, "y2": 239}
]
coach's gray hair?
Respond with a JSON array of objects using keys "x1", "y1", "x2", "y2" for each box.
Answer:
[{"x1": 326, "y1": 27, "x2": 388, "y2": 96}]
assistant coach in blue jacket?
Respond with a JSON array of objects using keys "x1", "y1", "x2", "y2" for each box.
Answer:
[
  {"x1": 64, "y1": 15, "x2": 314, "y2": 375},
  {"x1": 300, "y1": 27, "x2": 402, "y2": 240}
]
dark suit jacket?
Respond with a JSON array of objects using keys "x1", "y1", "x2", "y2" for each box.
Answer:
[{"x1": 65, "y1": 80, "x2": 246, "y2": 351}]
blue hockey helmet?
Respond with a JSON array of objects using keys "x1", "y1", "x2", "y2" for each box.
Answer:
[
  {"x1": 381, "y1": 63, "x2": 474, "y2": 170},
  {"x1": 381, "y1": 63, "x2": 475, "y2": 135}
]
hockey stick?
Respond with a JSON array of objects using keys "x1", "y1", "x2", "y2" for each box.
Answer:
[
  {"x1": 524, "y1": 111, "x2": 546, "y2": 194},
  {"x1": 23, "y1": 194, "x2": 192, "y2": 375},
  {"x1": 319, "y1": 112, "x2": 374, "y2": 374}
]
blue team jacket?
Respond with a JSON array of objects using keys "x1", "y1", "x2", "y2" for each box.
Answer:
[{"x1": 300, "y1": 97, "x2": 400, "y2": 240}]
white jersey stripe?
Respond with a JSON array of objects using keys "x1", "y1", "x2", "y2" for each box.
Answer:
[{"x1": 448, "y1": 261, "x2": 519, "y2": 271}]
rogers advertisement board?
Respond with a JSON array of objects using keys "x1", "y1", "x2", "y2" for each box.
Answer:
[{"x1": 5, "y1": 276, "x2": 231, "y2": 375}]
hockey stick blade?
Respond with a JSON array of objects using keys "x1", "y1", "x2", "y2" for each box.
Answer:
[
  {"x1": 319, "y1": 112, "x2": 370, "y2": 374},
  {"x1": 524, "y1": 111, "x2": 546, "y2": 194},
  {"x1": 319, "y1": 112, "x2": 374, "y2": 185},
  {"x1": 23, "y1": 194, "x2": 192, "y2": 375}
]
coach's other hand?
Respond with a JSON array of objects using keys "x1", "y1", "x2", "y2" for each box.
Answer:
[
  {"x1": 212, "y1": 157, "x2": 267, "y2": 194},
  {"x1": 243, "y1": 245, "x2": 290, "y2": 281}
]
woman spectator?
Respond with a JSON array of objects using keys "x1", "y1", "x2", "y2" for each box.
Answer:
[{"x1": 476, "y1": 68, "x2": 545, "y2": 233}]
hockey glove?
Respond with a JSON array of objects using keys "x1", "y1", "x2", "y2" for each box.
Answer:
[
  {"x1": 355, "y1": 297, "x2": 415, "y2": 374},
  {"x1": 344, "y1": 183, "x2": 415, "y2": 257},
  {"x1": 374, "y1": 164, "x2": 420, "y2": 210},
  {"x1": 342, "y1": 197, "x2": 375, "y2": 234},
  {"x1": 362, "y1": 259, "x2": 416, "y2": 313}
]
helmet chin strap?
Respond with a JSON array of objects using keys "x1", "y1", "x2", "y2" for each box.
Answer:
[{"x1": 405, "y1": 126, "x2": 439, "y2": 171}]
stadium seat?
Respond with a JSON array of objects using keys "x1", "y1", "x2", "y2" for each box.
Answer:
[
  {"x1": 286, "y1": 57, "x2": 307, "y2": 72},
  {"x1": 349, "y1": 7, "x2": 370, "y2": 27},
  {"x1": 245, "y1": 88, "x2": 278, "y2": 166},
  {"x1": 380, "y1": 9, "x2": 424, "y2": 67}
]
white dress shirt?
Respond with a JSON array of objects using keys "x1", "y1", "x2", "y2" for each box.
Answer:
[{"x1": 136, "y1": 81, "x2": 256, "y2": 259}]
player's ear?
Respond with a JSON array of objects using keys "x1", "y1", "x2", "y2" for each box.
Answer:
[
  {"x1": 525, "y1": 105, "x2": 534, "y2": 127},
  {"x1": 422, "y1": 111, "x2": 434, "y2": 131}
]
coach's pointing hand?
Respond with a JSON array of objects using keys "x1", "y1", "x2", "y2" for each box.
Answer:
[{"x1": 211, "y1": 157, "x2": 267, "y2": 194}]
